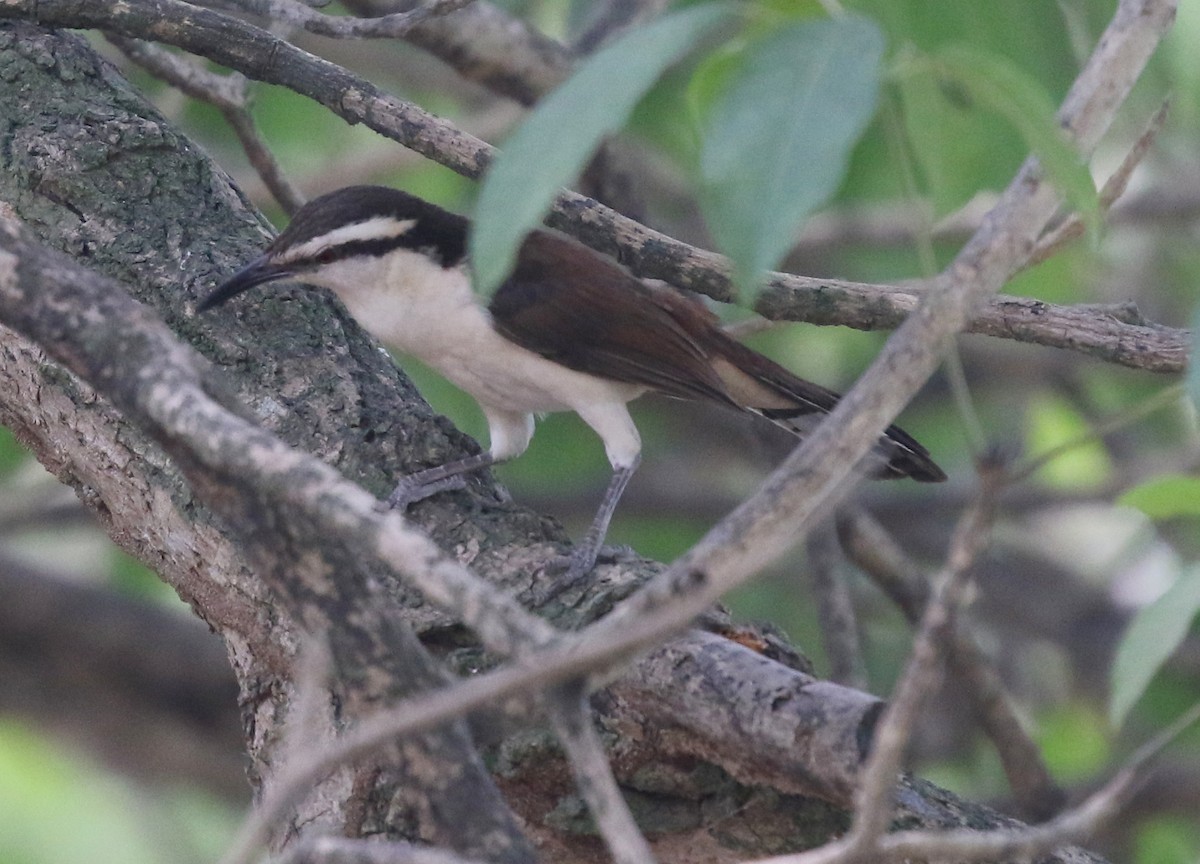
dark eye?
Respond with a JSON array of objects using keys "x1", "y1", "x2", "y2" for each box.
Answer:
[{"x1": 315, "y1": 247, "x2": 337, "y2": 265}]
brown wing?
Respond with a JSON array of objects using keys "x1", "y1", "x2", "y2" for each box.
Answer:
[
  {"x1": 488, "y1": 229, "x2": 946, "y2": 483},
  {"x1": 489, "y1": 230, "x2": 736, "y2": 405}
]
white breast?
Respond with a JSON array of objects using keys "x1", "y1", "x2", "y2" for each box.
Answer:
[{"x1": 303, "y1": 250, "x2": 646, "y2": 467}]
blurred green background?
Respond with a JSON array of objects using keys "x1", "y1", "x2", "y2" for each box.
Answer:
[{"x1": 4, "y1": 1, "x2": 1200, "y2": 862}]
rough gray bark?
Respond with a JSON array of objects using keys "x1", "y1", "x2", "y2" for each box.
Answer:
[
  {"x1": 0, "y1": 21, "x2": 538, "y2": 861},
  {"x1": 0, "y1": 19, "x2": 1114, "y2": 864}
]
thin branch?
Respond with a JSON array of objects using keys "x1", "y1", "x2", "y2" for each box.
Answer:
[
  {"x1": 834, "y1": 509, "x2": 929, "y2": 621},
  {"x1": 872, "y1": 778, "x2": 1137, "y2": 863},
  {"x1": 741, "y1": 703, "x2": 1200, "y2": 864},
  {"x1": 571, "y1": 0, "x2": 671, "y2": 55},
  {"x1": 1029, "y1": 98, "x2": 1171, "y2": 266},
  {"x1": 753, "y1": 758, "x2": 1139, "y2": 864},
  {"x1": 797, "y1": 169, "x2": 1200, "y2": 256},
  {"x1": 547, "y1": 685, "x2": 656, "y2": 864},
  {"x1": 755, "y1": 279, "x2": 1187, "y2": 374},
  {"x1": 108, "y1": 36, "x2": 306, "y2": 215},
  {"x1": 846, "y1": 465, "x2": 1000, "y2": 850},
  {"x1": 341, "y1": 0, "x2": 570, "y2": 106},
  {"x1": 944, "y1": 343, "x2": 989, "y2": 454},
  {"x1": 764, "y1": 701, "x2": 1200, "y2": 863},
  {"x1": 837, "y1": 507, "x2": 1066, "y2": 821},
  {"x1": 277, "y1": 636, "x2": 336, "y2": 776},
  {"x1": 1011, "y1": 381, "x2": 1185, "y2": 483},
  {"x1": 228, "y1": 0, "x2": 476, "y2": 40},
  {"x1": 806, "y1": 521, "x2": 866, "y2": 688}
]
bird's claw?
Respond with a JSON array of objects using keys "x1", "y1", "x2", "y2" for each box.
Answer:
[
  {"x1": 533, "y1": 544, "x2": 635, "y2": 605},
  {"x1": 376, "y1": 474, "x2": 468, "y2": 513}
]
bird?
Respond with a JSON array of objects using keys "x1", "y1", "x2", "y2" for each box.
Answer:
[{"x1": 198, "y1": 186, "x2": 945, "y2": 594}]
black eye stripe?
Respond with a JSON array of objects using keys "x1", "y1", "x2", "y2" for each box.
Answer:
[
  {"x1": 304, "y1": 233, "x2": 464, "y2": 269},
  {"x1": 271, "y1": 186, "x2": 468, "y2": 269}
]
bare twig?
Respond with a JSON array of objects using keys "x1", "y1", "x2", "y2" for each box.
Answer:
[
  {"x1": 228, "y1": 0, "x2": 476, "y2": 40},
  {"x1": 835, "y1": 509, "x2": 929, "y2": 621},
  {"x1": 277, "y1": 636, "x2": 335, "y2": 773},
  {"x1": 341, "y1": 0, "x2": 570, "y2": 105},
  {"x1": 837, "y1": 507, "x2": 1067, "y2": 821},
  {"x1": 795, "y1": 168, "x2": 1200, "y2": 256},
  {"x1": 806, "y1": 521, "x2": 866, "y2": 688},
  {"x1": 770, "y1": 701, "x2": 1200, "y2": 863},
  {"x1": 108, "y1": 36, "x2": 306, "y2": 215},
  {"x1": 846, "y1": 465, "x2": 1000, "y2": 851},
  {"x1": 943, "y1": 343, "x2": 989, "y2": 455},
  {"x1": 572, "y1": 0, "x2": 671, "y2": 55},
  {"x1": 1029, "y1": 98, "x2": 1171, "y2": 266},
  {"x1": 547, "y1": 684, "x2": 656, "y2": 864},
  {"x1": 756, "y1": 279, "x2": 1186, "y2": 373},
  {"x1": 1125, "y1": 699, "x2": 1200, "y2": 778},
  {"x1": 1011, "y1": 381, "x2": 1185, "y2": 483},
  {"x1": 754, "y1": 766, "x2": 1137, "y2": 864}
]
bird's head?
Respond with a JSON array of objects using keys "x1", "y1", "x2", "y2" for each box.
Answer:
[{"x1": 196, "y1": 186, "x2": 469, "y2": 312}]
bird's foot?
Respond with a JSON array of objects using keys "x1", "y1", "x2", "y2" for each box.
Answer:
[
  {"x1": 534, "y1": 544, "x2": 636, "y2": 605},
  {"x1": 374, "y1": 452, "x2": 495, "y2": 513},
  {"x1": 375, "y1": 474, "x2": 468, "y2": 513}
]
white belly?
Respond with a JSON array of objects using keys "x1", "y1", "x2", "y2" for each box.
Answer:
[
  {"x1": 431, "y1": 325, "x2": 644, "y2": 414},
  {"x1": 313, "y1": 251, "x2": 645, "y2": 466},
  {"x1": 336, "y1": 259, "x2": 642, "y2": 412}
]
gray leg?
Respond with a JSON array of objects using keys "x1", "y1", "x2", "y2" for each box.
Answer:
[
  {"x1": 542, "y1": 455, "x2": 640, "y2": 601},
  {"x1": 382, "y1": 451, "x2": 495, "y2": 511}
]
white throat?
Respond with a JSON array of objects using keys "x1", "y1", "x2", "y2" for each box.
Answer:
[{"x1": 305, "y1": 249, "x2": 479, "y2": 362}]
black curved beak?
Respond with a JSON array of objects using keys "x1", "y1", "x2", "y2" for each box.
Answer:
[{"x1": 196, "y1": 255, "x2": 292, "y2": 313}]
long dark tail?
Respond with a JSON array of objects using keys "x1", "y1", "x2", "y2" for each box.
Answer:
[
  {"x1": 712, "y1": 335, "x2": 947, "y2": 483},
  {"x1": 759, "y1": 403, "x2": 947, "y2": 481}
]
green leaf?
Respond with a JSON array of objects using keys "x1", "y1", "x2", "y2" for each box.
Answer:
[
  {"x1": 698, "y1": 15, "x2": 885, "y2": 300},
  {"x1": 928, "y1": 45, "x2": 1100, "y2": 240},
  {"x1": 471, "y1": 3, "x2": 734, "y2": 295},
  {"x1": 1120, "y1": 474, "x2": 1200, "y2": 520},
  {"x1": 687, "y1": 40, "x2": 745, "y2": 154},
  {"x1": 894, "y1": 49, "x2": 1017, "y2": 216},
  {"x1": 1110, "y1": 564, "x2": 1200, "y2": 729}
]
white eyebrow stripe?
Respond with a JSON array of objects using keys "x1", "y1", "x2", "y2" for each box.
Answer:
[{"x1": 281, "y1": 216, "x2": 417, "y2": 263}]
